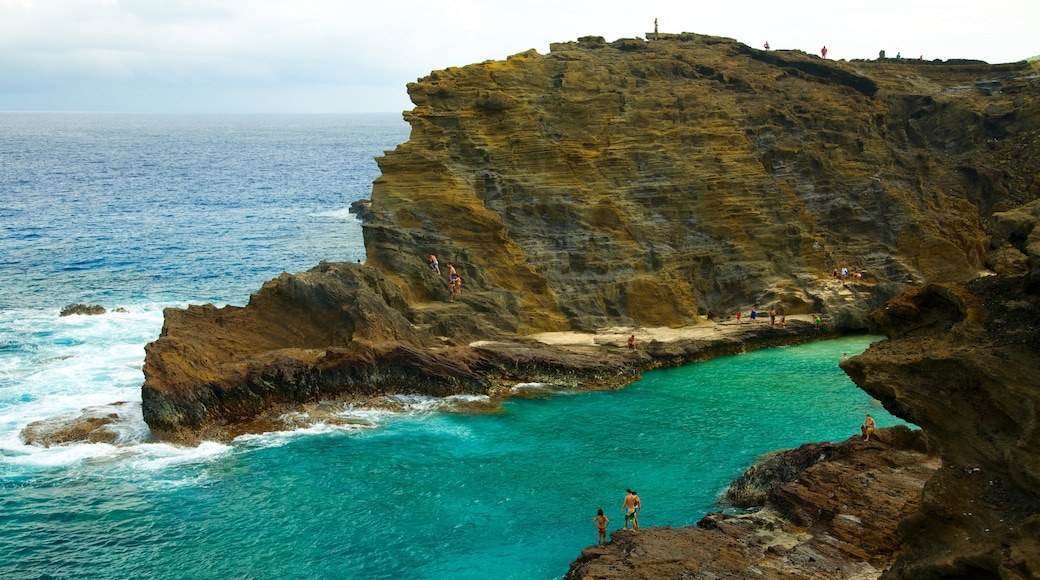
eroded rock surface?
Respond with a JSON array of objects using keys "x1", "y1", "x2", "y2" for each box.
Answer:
[
  {"x1": 365, "y1": 34, "x2": 1039, "y2": 332},
  {"x1": 143, "y1": 261, "x2": 832, "y2": 443},
  {"x1": 843, "y1": 276, "x2": 1040, "y2": 578},
  {"x1": 142, "y1": 33, "x2": 1039, "y2": 445},
  {"x1": 565, "y1": 426, "x2": 938, "y2": 579}
]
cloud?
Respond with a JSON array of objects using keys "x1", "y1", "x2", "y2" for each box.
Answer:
[{"x1": 0, "y1": 0, "x2": 1036, "y2": 113}]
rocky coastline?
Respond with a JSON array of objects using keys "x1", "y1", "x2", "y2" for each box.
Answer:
[
  {"x1": 567, "y1": 273, "x2": 1040, "y2": 578},
  {"x1": 23, "y1": 31, "x2": 1040, "y2": 578}
]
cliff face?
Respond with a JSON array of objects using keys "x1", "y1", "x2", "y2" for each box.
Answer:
[
  {"x1": 842, "y1": 275, "x2": 1040, "y2": 578},
  {"x1": 364, "y1": 34, "x2": 1040, "y2": 333},
  {"x1": 140, "y1": 35, "x2": 1039, "y2": 448}
]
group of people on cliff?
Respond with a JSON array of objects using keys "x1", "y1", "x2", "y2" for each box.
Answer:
[
  {"x1": 833, "y1": 266, "x2": 863, "y2": 285},
  {"x1": 592, "y1": 489, "x2": 641, "y2": 546},
  {"x1": 735, "y1": 306, "x2": 785, "y2": 328},
  {"x1": 428, "y1": 254, "x2": 463, "y2": 302}
]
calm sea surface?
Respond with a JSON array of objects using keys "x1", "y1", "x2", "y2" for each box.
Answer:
[{"x1": 0, "y1": 113, "x2": 902, "y2": 579}]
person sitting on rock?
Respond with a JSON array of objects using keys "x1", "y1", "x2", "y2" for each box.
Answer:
[
  {"x1": 861, "y1": 413, "x2": 876, "y2": 441},
  {"x1": 627, "y1": 335, "x2": 636, "y2": 350}
]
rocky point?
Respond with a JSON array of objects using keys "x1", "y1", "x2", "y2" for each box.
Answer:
[{"x1": 84, "y1": 31, "x2": 1040, "y2": 578}]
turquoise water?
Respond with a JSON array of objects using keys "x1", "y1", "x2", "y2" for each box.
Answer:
[
  {"x1": 3, "y1": 336, "x2": 896, "y2": 580},
  {"x1": 0, "y1": 114, "x2": 902, "y2": 579}
]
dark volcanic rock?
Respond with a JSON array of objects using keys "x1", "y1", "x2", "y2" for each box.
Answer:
[
  {"x1": 60, "y1": 303, "x2": 107, "y2": 316},
  {"x1": 142, "y1": 258, "x2": 831, "y2": 443},
  {"x1": 565, "y1": 426, "x2": 938, "y2": 579},
  {"x1": 20, "y1": 403, "x2": 134, "y2": 446},
  {"x1": 843, "y1": 276, "x2": 1040, "y2": 579}
]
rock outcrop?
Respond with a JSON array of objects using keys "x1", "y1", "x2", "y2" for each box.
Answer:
[
  {"x1": 364, "y1": 33, "x2": 1039, "y2": 332},
  {"x1": 142, "y1": 33, "x2": 1039, "y2": 444},
  {"x1": 142, "y1": 260, "x2": 832, "y2": 443},
  {"x1": 842, "y1": 275, "x2": 1040, "y2": 578},
  {"x1": 565, "y1": 426, "x2": 939, "y2": 579},
  {"x1": 131, "y1": 33, "x2": 1040, "y2": 574}
]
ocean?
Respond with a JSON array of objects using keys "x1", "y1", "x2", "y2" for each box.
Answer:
[{"x1": 0, "y1": 113, "x2": 901, "y2": 579}]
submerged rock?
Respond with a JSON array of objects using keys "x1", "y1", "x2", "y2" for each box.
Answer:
[
  {"x1": 60, "y1": 303, "x2": 106, "y2": 316},
  {"x1": 20, "y1": 403, "x2": 135, "y2": 446}
]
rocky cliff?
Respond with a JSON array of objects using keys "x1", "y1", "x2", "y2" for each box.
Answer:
[
  {"x1": 566, "y1": 272, "x2": 1040, "y2": 579},
  {"x1": 364, "y1": 33, "x2": 1040, "y2": 333},
  {"x1": 843, "y1": 274, "x2": 1040, "y2": 578},
  {"x1": 141, "y1": 32, "x2": 1039, "y2": 443},
  {"x1": 133, "y1": 33, "x2": 1040, "y2": 575}
]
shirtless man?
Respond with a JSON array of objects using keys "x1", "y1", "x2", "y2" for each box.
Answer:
[
  {"x1": 428, "y1": 254, "x2": 440, "y2": 275},
  {"x1": 861, "y1": 413, "x2": 876, "y2": 441},
  {"x1": 622, "y1": 489, "x2": 641, "y2": 530}
]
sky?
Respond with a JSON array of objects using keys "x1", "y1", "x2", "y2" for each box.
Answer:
[{"x1": 1, "y1": 0, "x2": 1037, "y2": 114}]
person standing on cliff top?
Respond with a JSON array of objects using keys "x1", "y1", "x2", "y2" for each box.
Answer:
[
  {"x1": 428, "y1": 254, "x2": 440, "y2": 275},
  {"x1": 593, "y1": 509, "x2": 609, "y2": 545},
  {"x1": 821, "y1": 45, "x2": 828, "y2": 58},
  {"x1": 622, "y1": 489, "x2": 640, "y2": 530}
]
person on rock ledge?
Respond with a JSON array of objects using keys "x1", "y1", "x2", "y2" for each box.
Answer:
[
  {"x1": 622, "y1": 489, "x2": 640, "y2": 530},
  {"x1": 627, "y1": 335, "x2": 636, "y2": 350},
  {"x1": 861, "y1": 413, "x2": 877, "y2": 441},
  {"x1": 428, "y1": 254, "x2": 440, "y2": 275},
  {"x1": 592, "y1": 508, "x2": 609, "y2": 546}
]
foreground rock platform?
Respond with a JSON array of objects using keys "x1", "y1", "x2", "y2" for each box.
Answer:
[
  {"x1": 565, "y1": 426, "x2": 936, "y2": 579},
  {"x1": 566, "y1": 274, "x2": 1040, "y2": 578}
]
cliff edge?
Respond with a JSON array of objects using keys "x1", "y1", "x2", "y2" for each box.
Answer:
[{"x1": 142, "y1": 33, "x2": 1039, "y2": 445}]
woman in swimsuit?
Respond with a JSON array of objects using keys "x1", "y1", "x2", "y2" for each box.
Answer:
[{"x1": 593, "y1": 508, "x2": 609, "y2": 545}]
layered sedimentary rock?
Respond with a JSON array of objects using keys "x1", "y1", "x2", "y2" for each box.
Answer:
[
  {"x1": 131, "y1": 30, "x2": 1040, "y2": 577},
  {"x1": 142, "y1": 33, "x2": 1039, "y2": 444},
  {"x1": 365, "y1": 34, "x2": 1040, "y2": 333},
  {"x1": 843, "y1": 275, "x2": 1040, "y2": 578}
]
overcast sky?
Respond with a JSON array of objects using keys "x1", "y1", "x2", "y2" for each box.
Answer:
[{"x1": 1, "y1": 0, "x2": 1036, "y2": 114}]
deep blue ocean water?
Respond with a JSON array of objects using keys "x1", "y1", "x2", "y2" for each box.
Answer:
[{"x1": 0, "y1": 113, "x2": 903, "y2": 579}]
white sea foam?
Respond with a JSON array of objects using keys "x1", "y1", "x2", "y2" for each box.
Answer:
[
  {"x1": 310, "y1": 207, "x2": 357, "y2": 220},
  {"x1": 0, "y1": 305, "x2": 170, "y2": 474}
]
